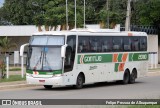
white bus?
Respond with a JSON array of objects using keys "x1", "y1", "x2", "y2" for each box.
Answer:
[{"x1": 21, "y1": 29, "x2": 148, "y2": 89}]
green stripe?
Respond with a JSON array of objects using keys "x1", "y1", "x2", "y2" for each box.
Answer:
[
  {"x1": 78, "y1": 54, "x2": 112, "y2": 64},
  {"x1": 129, "y1": 53, "x2": 148, "y2": 61},
  {"x1": 129, "y1": 53, "x2": 133, "y2": 61},
  {"x1": 78, "y1": 53, "x2": 148, "y2": 64},
  {"x1": 115, "y1": 63, "x2": 119, "y2": 72},
  {"x1": 26, "y1": 70, "x2": 32, "y2": 74},
  {"x1": 118, "y1": 54, "x2": 122, "y2": 62},
  {"x1": 78, "y1": 55, "x2": 81, "y2": 64},
  {"x1": 26, "y1": 70, "x2": 62, "y2": 75}
]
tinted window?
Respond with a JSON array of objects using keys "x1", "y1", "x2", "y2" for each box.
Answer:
[
  {"x1": 113, "y1": 37, "x2": 123, "y2": 52},
  {"x1": 64, "y1": 36, "x2": 76, "y2": 72},
  {"x1": 140, "y1": 37, "x2": 147, "y2": 51},
  {"x1": 78, "y1": 36, "x2": 102, "y2": 53},
  {"x1": 101, "y1": 37, "x2": 112, "y2": 52},
  {"x1": 123, "y1": 37, "x2": 131, "y2": 51},
  {"x1": 132, "y1": 37, "x2": 140, "y2": 51},
  {"x1": 78, "y1": 36, "x2": 90, "y2": 53},
  {"x1": 90, "y1": 37, "x2": 102, "y2": 52},
  {"x1": 78, "y1": 36, "x2": 147, "y2": 53}
]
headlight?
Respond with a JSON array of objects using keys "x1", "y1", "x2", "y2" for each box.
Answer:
[
  {"x1": 54, "y1": 74, "x2": 62, "y2": 77},
  {"x1": 26, "y1": 73, "x2": 33, "y2": 77}
]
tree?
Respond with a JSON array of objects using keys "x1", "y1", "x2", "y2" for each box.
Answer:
[
  {"x1": 1, "y1": 0, "x2": 159, "y2": 30},
  {"x1": 0, "y1": 37, "x2": 17, "y2": 56},
  {"x1": 43, "y1": 0, "x2": 84, "y2": 30},
  {"x1": 136, "y1": 0, "x2": 160, "y2": 26},
  {"x1": 2, "y1": 0, "x2": 34, "y2": 25},
  {"x1": 0, "y1": 37, "x2": 17, "y2": 79}
]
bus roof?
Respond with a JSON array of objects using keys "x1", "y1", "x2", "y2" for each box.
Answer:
[{"x1": 33, "y1": 29, "x2": 147, "y2": 37}]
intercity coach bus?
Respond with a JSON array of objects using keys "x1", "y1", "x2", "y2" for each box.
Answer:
[{"x1": 20, "y1": 29, "x2": 148, "y2": 89}]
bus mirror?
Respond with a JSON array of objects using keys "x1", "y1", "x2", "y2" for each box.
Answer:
[
  {"x1": 61, "y1": 44, "x2": 68, "y2": 58},
  {"x1": 20, "y1": 43, "x2": 29, "y2": 56}
]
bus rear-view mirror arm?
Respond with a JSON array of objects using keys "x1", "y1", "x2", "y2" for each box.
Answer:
[
  {"x1": 20, "y1": 43, "x2": 29, "y2": 56},
  {"x1": 20, "y1": 43, "x2": 29, "y2": 78},
  {"x1": 61, "y1": 44, "x2": 68, "y2": 58}
]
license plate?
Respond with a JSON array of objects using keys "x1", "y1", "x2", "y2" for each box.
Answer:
[{"x1": 39, "y1": 80, "x2": 45, "y2": 83}]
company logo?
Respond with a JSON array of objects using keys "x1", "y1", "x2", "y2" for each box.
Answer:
[
  {"x1": 84, "y1": 56, "x2": 102, "y2": 63},
  {"x1": 79, "y1": 55, "x2": 103, "y2": 64}
]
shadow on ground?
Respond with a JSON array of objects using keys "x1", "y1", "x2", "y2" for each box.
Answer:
[{"x1": 33, "y1": 81, "x2": 144, "y2": 91}]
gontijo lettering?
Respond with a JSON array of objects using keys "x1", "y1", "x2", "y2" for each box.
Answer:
[{"x1": 84, "y1": 56, "x2": 102, "y2": 62}]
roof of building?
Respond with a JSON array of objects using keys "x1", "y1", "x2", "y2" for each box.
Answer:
[
  {"x1": 0, "y1": 25, "x2": 38, "y2": 36},
  {"x1": 0, "y1": 25, "x2": 100, "y2": 37}
]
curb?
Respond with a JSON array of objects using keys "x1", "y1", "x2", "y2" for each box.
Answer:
[
  {"x1": 147, "y1": 71, "x2": 160, "y2": 77},
  {"x1": 0, "y1": 84, "x2": 38, "y2": 90}
]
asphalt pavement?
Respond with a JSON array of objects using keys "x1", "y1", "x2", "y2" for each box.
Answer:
[{"x1": 0, "y1": 67, "x2": 160, "y2": 90}]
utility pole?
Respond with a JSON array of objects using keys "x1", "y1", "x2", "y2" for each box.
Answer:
[
  {"x1": 75, "y1": 0, "x2": 77, "y2": 29},
  {"x1": 106, "y1": 0, "x2": 110, "y2": 28},
  {"x1": 66, "y1": 0, "x2": 68, "y2": 30},
  {"x1": 84, "y1": 0, "x2": 86, "y2": 28},
  {"x1": 125, "y1": 0, "x2": 131, "y2": 31}
]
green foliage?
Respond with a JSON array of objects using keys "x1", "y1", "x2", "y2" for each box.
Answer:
[
  {"x1": 136, "y1": 0, "x2": 160, "y2": 26},
  {"x1": 44, "y1": 0, "x2": 84, "y2": 29},
  {"x1": 0, "y1": 61, "x2": 6, "y2": 79},
  {"x1": 0, "y1": 75, "x2": 26, "y2": 82},
  {"x1": 2, "y1": 0, "x2": 34, "y2": 25},
  {"x1": 0, "y1": 37, "x2": 17, "y2": 55},
  {"x1": 0, "y1": 0, "x2": 160, "y2": 29},
  {"x1": 9, "y1": 68, "x2": 21, "y2": 71},
  {"x1": 0, "y1": 37, "x2": 17, "y2": 79}
]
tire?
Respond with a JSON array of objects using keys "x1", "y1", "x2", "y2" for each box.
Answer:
[
  {"x1": 129, "y1": 69, "x2": 137, "y2": 84},
  {"x1": 44, "y1": 85, "x2": 53, "y2": 89},
  {"x1": 122, "y1": 70, "x2": 130, "y2": 84},
  {"x1": 74, "y1": 74, "x2": 84, "y2": 89}
]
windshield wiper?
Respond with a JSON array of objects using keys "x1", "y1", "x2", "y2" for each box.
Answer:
[{"x1": 33, "y1": 51, "x2": 43, "y2": 70}]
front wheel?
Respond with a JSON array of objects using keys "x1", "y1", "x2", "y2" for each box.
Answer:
[
  {"x1": 74, "y1": 74, "x2": 84, "y2": 89},
  {"x1": 44, "y1": 85, "x2": 53, "y2": 89}
]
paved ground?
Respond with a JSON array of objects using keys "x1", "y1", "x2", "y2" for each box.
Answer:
[
  {"x1": 0, "y1": 69, "x2": 160, "y2": 108},
  {"x1": 0, "y1": 74, "x2": 160, "y2": 99},
  {"x1": 0, "y1": 68, "x2": 160, "y2": 90}
]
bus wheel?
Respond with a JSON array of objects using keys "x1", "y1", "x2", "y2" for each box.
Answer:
[
  {"x1": 122, "y1": 70, "x2": 130, "y2": 84},
  {"x1": 74, "y1": 74, "x2": 84, "y2": 89},
  {"x1": 129, "y1": 69, "x2": 137, "y2": 84},
  {"x1": 44, "y1": 85, "x2": 53, "y2": 89}
]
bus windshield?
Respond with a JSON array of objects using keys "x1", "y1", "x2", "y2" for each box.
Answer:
[
  {"x1": 28, "y1": 46, "x2": 62, "y2": 71},
  {"x1": 27, "y1": 35, "x2": 64, "y2": 71}
]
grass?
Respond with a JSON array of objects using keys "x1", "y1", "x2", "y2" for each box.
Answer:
[
  {"x1": 0, "y1": 75, "x2": 26, "y2": 82},
  {"x1": 9, "y1": 68, "x2": 21, "y2": 71}
]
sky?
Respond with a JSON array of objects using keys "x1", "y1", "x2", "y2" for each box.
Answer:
[{"x1": 0, "y1": 0, "x2": 4, "y2": 7}]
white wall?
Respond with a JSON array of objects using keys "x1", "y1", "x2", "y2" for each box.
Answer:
[{"x1": 148, "y1": 35, "x2": 158, "y2": 66}]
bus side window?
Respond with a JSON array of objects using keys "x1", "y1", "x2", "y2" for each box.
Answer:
[
  {"x1": 64, "y1": 35, "x2": 76, "y2": 72},
  {"x1": 113, "y1": 37, "x2": 123, "y2": 52},
  {"x1": 123, "y1": 37, "x2": 131, "y2": 51},
  {"x1": 78, "y1": 36, "x2": 90, "y2": 53},
  {"x1": 140, "y1": 37, "x2": 147, "y2": 51},
  {"x1": 102, "y1": 37, "x2": 112, "y2": 52},
  {"x1": 132, "y1": 37, "x2": 140, "y2": 51}
]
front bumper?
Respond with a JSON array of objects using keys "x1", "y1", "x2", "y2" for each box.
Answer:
[{"x1": 26, "y1": 75, "x2": 64, "y2": 86}]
